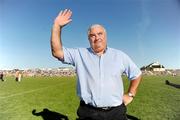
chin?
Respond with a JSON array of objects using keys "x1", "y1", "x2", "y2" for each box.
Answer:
[{"x1": 94, "y1": 48, "x2": 104, "y2": 53}]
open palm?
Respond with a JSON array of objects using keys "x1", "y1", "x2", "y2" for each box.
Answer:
[{"x1": 54, "y1": 9, "x2": 72, "y2": 27}]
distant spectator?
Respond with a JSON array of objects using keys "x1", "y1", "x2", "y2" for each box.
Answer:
[
  {"x1": 0, "y1": 71, "x2": 5, "y2": 81},
  {"x1": 15, "y1": 70, "x2": 22, "y2": 82},
  {"x1": 18, "y1": 72, "x2": 22, "y2": 82},
  {"x1": 15, "y1": 70, "x2": 19, "y2": 82}
]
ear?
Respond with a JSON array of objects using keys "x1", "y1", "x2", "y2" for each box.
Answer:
[{"x1": 88, "y1": 36, "x2": 91, "y2": 42}]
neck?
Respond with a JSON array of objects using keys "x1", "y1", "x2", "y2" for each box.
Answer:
[
  {"x1": 91, "y1": 48, "x2": 106, "y2": 56},
  {"x1": 95, "y1": 51, "x2": 104, "y2": 56}
]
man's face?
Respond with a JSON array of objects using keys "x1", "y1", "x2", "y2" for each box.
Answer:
[{"x1": 88, "y1": 26, "x2": 107, "y2": 55}]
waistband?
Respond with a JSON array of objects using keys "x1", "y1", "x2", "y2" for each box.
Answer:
[{"x1": 80, "y1": 100, "x2": 124, "y2": 111}]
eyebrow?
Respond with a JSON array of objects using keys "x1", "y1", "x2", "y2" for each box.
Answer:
[{"x1": 89, "y1": 32, "x2": 103, "y2": 36}]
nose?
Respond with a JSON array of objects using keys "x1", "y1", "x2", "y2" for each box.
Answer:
[{"x1": 94, "y1": 34, "x2": 100, "y2": 40}]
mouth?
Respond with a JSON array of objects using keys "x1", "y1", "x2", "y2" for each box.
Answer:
[{"x1": 94, "y1": 39, "x2": 102, "y2": 43}]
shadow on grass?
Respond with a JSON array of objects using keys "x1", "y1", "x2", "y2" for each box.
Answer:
[
  {"x1": 32, "y1": 108, "x2": 68, "y2": 120},
  {"x1": 165, "y1": 80, "x2": 180, "y2": 89}
]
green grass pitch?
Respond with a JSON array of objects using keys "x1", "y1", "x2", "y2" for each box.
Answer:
[{"x1": 0, "y1": 75, "x2": 180, "y2": 120}]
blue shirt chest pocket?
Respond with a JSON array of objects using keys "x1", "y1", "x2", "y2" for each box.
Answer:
[{"x1": 104, "y1": 62, "x2": 124, "y2": 79}]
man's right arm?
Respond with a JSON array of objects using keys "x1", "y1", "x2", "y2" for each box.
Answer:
[{"x1": 50, "y1": 9, "x2": 72, "y2": 60}]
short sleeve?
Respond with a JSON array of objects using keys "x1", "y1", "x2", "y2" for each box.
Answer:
[
  {"x1": 60, "y1": 47, "x2": 77, "y2": 66},
  {"x1": 122, "y1": 53, "x2": 141, "y2": 80}
]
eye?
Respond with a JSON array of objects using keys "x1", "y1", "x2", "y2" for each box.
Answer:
[
  {"x1": 98, "y1": 32, "x2": 103, "y2": 36},
  {"x1": 89, "y1": 34, "x2": 95, "y2": 38}
]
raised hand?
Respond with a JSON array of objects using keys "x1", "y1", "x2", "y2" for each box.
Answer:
[{"x1": 54, "y1": 9, "x2": 72, "y2": 27}]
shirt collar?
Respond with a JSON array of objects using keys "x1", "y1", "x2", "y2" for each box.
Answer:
[{"x1": 88, "y1": 47, "x2": 108, "y2": 56}]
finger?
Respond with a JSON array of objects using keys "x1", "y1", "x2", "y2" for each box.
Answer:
[
  {"x1": 67, "y1": 9, "x2": 72, "y2": 14},
  {"x1": 67, "y1": 19, "x2": 72, "y2": 23},
  {"x1": 58, "y1": 10, "x2": 63, "y2": 16},
  {"x1": 124, "y1": 102, "x2": 128, "y2": 106},
  {"x1": 64, "y1": 19, "x2": 72, "y2": 25},
  {"x1": 62, "y1": 9, "x2": 68, "y2": 16},
  {"x1": 66, "y1": 10, "x2": 72, "y2": 19},
  {"x1": 64, "y1": 9, "x2": 71, "y2": 17}
]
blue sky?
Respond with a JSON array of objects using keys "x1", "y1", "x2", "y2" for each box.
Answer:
[{"x1": 0, "y1": 0, "x2": 180, "y2": 70}]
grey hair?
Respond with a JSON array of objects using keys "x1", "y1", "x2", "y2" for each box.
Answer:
[{"x1": 87, "y1": 24, "x2": 106, "y2": 36}]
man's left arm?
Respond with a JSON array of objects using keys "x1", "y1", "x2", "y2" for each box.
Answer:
[{"x1": 123, "y1": 74, "x2": 142, "y2": 106}]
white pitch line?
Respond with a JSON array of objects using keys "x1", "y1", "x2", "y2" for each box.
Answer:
[
  {"x1": 0, "y1": 83, "x2": 66, "y2": 99},
  {"x1": 0, "y1": 86, "x2": 50, "y2": 99}
]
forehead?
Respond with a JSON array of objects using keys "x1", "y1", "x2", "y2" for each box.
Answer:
[{"x1": 89, "y1": 26, "x2": 105, "y2": 34}]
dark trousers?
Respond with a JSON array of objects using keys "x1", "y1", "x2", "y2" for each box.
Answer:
[
  {"x1": 15, "y1": 77, "x2": 18, "y2": 81},
  {"x1": 77, "y1": 101, "x2": 127, "y2": 120}
]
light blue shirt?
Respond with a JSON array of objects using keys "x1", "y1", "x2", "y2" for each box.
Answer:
[{"x1": 61, "y1": 47, "x2": 141, "y2": 107}]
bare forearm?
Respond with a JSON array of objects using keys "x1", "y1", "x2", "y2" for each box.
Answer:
[
  {"x1": 51, "y1": 23, "x2": 64, "y2": 59},
  {"x1": 123, "y1": 75, "x2": 142, "y2": 106},
  {"x1": 50, "y1": 9, "x2": 72, "y2": 60},
  {"x1": 128, "y1": 75, "x2": 142, "y2": 96}
]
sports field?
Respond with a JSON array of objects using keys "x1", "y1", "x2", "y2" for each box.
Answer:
[{"x1": 0, "y1": 75, "x2": 180, "y2": 120}]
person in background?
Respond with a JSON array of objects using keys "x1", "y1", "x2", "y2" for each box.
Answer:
[
  {"x1": 15, "y1": 70, "x2": 19, "y2": 82},
  {"x1": 18, "y1": 72, "x2": 22, "y2": 82},
  {"x1": 0, "y1": 71, "x2": 5, "y2": 82},
  {"x1": 15, "y1": 70, "x2": 22, "y2": 82},
  {"x1": 51, "y1": 9, "x2": 142, "y2": 120}
]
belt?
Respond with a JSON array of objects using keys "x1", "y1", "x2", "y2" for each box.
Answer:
[{"x1": 80, "y1": 100, "x2": 121, "y2": 111}]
